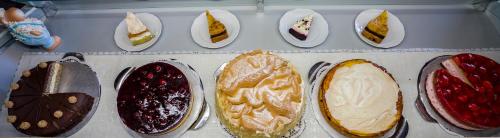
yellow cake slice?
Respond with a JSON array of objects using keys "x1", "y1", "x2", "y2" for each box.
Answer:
[
  {"x1": 362, "y1": 10, "x2": 389, "y2": 44},
  {"x1": 206, "y1": 10, "x2": 228, "y2": 43}
]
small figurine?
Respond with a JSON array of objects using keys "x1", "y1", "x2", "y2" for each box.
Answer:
[{"x1": 0, "y1": 7, "x2": 61, "y2": 51}]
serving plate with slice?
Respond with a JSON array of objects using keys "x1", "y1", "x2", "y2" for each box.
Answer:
[
  {"x1": 114, "y1": 13, "x2": 162, "y2": 52},
  {"x1": 354, "y1": 9, "x2": 405, "y2": 49}
]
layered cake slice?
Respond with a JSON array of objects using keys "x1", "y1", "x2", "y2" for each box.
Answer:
[
  {"x1": 426, "y1": 53, "x2": 500, "y2": 130},
  {"x1": 206, "y1": 10, "x2": 228, "y2": 43},
  {"x1": 125, "y1": 12, "x2": 155, "y2": 46},
  {"x1": 289, "y1": 14, "x2": 313, "y2": 41},
  {"x1": 362, "y1": 10, "x2": 389, "y2": 44}
]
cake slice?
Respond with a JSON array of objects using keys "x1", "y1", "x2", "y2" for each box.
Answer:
[
  {"x1": 362, "y1": 10, "x2": 389, "y2": 44},
  {"x1": 125, "y1": 12, "x2": 154, "y2": 46},
  {"x1": 289, "y1": 15, "x2": 313, "y2": 41},
  {"x1": 206, "y1": 10, "x2": 228, "y2": 43}
]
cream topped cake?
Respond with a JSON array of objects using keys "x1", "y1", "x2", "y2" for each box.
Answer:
[
  {"x1": 289, "y1": 14, "x2": 313, "y2": 41},
  {"x1": 216, "y1": 50, "x2": 304, "y2": 137},
  {"x1": 319, "y1": 59, "x2": 402, "y2": 137},
  {"x1": 125, "y1": 12, "x2": 154, "y2": 46}
]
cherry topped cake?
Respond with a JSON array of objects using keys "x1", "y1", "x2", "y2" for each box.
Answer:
[
  {"x1": 426, "y1": 53, "x2": 500, "y2": 130},
  {"x1": 117, "y1": 62, "x2": 192, "y2": 135},
  {"x1": 5, "y1": 61, "x2": 94, "y2": 136}
]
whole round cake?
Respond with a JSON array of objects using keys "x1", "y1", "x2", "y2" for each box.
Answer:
[
  {"x1": 216, "y1": 50, "x2": 304, "y2": 137},
  {"x1": 6, "y1": 61, "x2": 94, "y2": 136},
  {"x1": 426, "y1": 53, "x2": 499, "y2": 130},
  {"x1": 319, "y1": 59, "x2": 403, "y2": 137},
  {"x1": 117, "y1": 62, "x2": 192, "y2": 135}
]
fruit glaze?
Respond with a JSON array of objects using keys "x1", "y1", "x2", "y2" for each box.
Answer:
[
  {"x1": 117, "y1": 62, "x2": 192, "y2": 134},
  {"x1": 432, "y1": 54, "x2": 499, "y2": 129}
]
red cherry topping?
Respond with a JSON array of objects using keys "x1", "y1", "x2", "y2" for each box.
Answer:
[
  {"x1": 160, "y1": 80, "x2": 167, "y2": 86},
  {"x1": 146, "y1": 73, "x2": 154, "y2": 79},
  {"x1": 155, "y1": 66, "x2": 162, "y2": 72},
  {"x1": 433, "y1": 53, "x2": 500, "y2": 128},
  {"x1": 468, "y1": 103, "x2": 479, "y2": 111}
]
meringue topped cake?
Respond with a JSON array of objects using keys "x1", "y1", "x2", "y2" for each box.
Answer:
[
  {"x1": 289, "y1": 14, "x2": 313, "y2": 41},
  {"x1": 426, "y1": 53, "x2": 499, "y2": 130},
  {"x1": 206, "y1": 10, "x2": 228, "y2": 43},
  {"x1": 125, "y1": 12, "x2": 155, "y2": 46},
  {"x1": 216, "y1": 50, "x2": 304, "y2": 137},
  {"x1": 362, "y1": 10, "x2": 389, "y2": 44},
  {"x1": 319, "y1": 59, "x2": 402, "y2": 137}
]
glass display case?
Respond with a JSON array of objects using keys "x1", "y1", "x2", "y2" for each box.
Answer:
[{"x1": 0, "y1": 0, "x2": 499, "y2": 137}]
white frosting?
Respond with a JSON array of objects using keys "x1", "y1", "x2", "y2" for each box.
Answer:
[
  {"x1": 291, "y1": 14, "x2": 313, "y2": 35},
  {"x1": 325, "y1": 63, "x2": 399, "y2": 133},
  {"x1": 129, "y1": 31, "x2": 152, "y2": 41},
  {"x1": 125, "y1": 12, "x2": 147, "y2": 34}
]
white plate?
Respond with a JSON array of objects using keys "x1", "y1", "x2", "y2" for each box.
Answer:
[
  {"x1": 279, "y1": 9, "x2": 329, "y2": 48},
  {"x1": 191, "y1": 9, "x2": 240, "y2": 49},
  {"x1": 114, "y1": 13, "x2": 162, "y2": 52},
  {"x1": 354, "y1": 9, "x2": 405, "y2": 49}
]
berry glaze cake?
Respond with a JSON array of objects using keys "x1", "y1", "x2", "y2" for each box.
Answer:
[
  {"x1": 117, "y1": 62, "x2": 192, "y2": 135},
  {"x1": 426, "y1": 53, "x2": 500, "y2": 130}
]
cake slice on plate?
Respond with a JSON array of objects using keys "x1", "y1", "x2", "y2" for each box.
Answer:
[
  {"x1": 362, "y1": 10, "x2": 389, "y2": 44},
  {"x1": 125, "y1": 12, "x2": 154, "y2": 46},
  {"x1": 289, "y1": 14, "x2": 313, "y2": 41},
  {"x1": 206, "y1": 10, "x2": 228, "y2": 43}
]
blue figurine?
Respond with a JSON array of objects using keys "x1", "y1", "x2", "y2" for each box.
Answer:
[{"x1": 1, "y1": 7, "x2": 61, "y2": 51}]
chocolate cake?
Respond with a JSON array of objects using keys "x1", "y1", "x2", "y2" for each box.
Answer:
[
  {"x1": 6, "y1": 61, "x2": 95, "y2": 136},
  {"x1": 117, "y1": 62, "x2": 192, "y2": 134}
]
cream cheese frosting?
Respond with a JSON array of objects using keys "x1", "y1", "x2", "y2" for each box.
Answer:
[
  {"x1": 125, "y1": 12, "x2": 147, "y2": 34},
  {"x1": 325, "y1": 63, "x2": 399, "y2": 133},
  {"x1": 216, "y1": 50, "x2": 303, "y2": 137}
]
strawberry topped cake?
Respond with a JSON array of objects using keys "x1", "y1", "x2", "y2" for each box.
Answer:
[{"x1": 426, "y1": 53, "x2": 500, "y2": 130}]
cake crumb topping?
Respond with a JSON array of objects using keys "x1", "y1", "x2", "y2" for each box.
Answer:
[
  {"x1": 10, "y1": 83, "x2": 19, "y2": 91},
  {"x1": 23, "y1": 70, "x2": 31, "y2": 77},
  {"x1": 38, "y1": 62, "x2": 48, "y2": 68},
  {"x1": 20, "y1": 122, "x2": 31, "y2": 130},
  {"x1": 53, "y1": 110, "x2": 63, "y2": 118},
  {"x1": 4, "y1": 101, "x2": 14, "y2": 108},
  {"x1": 7, "y1": 115, "x2": 17, "y2": 123},
  {"x1": 37, "y1": 120, "x2": 48, "y2": 128},
  {"x1": 68, "y1": 96, "x2": 78, "y2": 104}
]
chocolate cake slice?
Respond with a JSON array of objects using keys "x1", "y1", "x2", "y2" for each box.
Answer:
[{"x1": 5, "y1": 61, "x2": 95, "y2": 136}]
